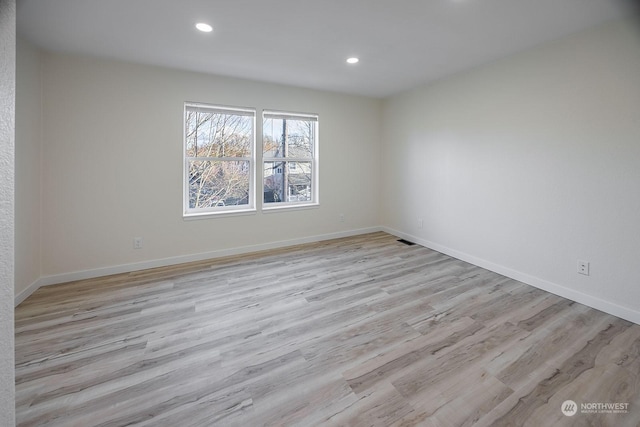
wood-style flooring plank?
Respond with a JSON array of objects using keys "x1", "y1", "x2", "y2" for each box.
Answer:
[{"x1": 15, "y1": 232, "x2": 640, "y2": 426}]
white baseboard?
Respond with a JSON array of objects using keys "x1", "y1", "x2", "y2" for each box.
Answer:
[
  {"x1": 382, "y1": 226, "x2": 640, "y2": 326},
  {"x1": 15, "y1": 226, "x2": 382, "y2": 307},
  {"x1": 14, "y1": 278, "x2": 44, "y2": 307},
  {"x1": 17, "y1": 225, "x2": 640, "y2": 326}
]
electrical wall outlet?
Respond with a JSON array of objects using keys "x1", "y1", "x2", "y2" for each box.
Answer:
[
  {"x1": 133, "y1": 237, "x2": 143, "y2": 249},
  {"x1": 577, "y1": 260, "x2": 589, "y2": 276},
  {"x1": 339, "y1": 213, "x2": 344, "y2": 223},
  {"x1": 417, "y1": 217, "x2": 423, "y2": 229}
]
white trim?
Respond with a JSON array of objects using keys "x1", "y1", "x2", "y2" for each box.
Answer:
[
  {"x1": 15, "y1": 227, "x2": 382, "y2": 306},
  {"x1": 185, "y1": 102, "x2": 255, "y2": 117},
  {"x1": 183, "y1": 103, "x2": 257, "y2": 217},
  {"x1": 381, "y1": 226, "x2": 640, "y2": 326},
  {"x1": 262, "y1": 202, "x2": 319, "y2": 213},
  {"x1": 14, "y1": 278, "x2": 44, "y2": 307},
  {"x1": 183, "y1": 208, "x2": 257, "y2": 220},
  {"x1": 261, "y1": 111, "x2": 319, "y2": 208},
  {"x1": 20, "y1": 225, "x2": 638, "y2": 326},
  {"x1": 263, "y1": 110, "x2": 319, "y2": 121}
]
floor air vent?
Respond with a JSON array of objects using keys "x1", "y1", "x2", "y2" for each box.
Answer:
[{"x1": 397, "y1": 239, "x2": 416, "y2": 246}]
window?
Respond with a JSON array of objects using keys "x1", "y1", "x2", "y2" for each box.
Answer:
[
  {"x1": 263, "y1": 111, "x2": 318, "y2": 207},
  {"x1": 184, "y1": 104, "x2": 255, "y2": 216}
]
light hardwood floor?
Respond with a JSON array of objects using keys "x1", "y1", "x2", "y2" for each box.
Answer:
[{"x1": 15, "y1": 232, "x2": 640, "y2": 426}]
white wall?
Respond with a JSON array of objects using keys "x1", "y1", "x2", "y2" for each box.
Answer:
[
  {"x1": 39, "y1": 53, "x2": 382, "y2": 279},
  {"x1": 15, "y1": 37, "x2": 41, "y2": 297},
  {"x1": 0, "y1": 0, "x2": 16, "y2": 423},
  {"x1": 382, "y1": 17, "x2": 640, "y2": 324}
]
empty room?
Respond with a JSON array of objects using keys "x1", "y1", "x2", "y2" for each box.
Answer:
[{"x1": 2, "y1": 0, "x2": 640, "y2": 425}]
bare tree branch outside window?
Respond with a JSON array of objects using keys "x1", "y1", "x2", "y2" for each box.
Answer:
[{"x1": 185, "y1": 106, "x2": 254, "y2": 212}]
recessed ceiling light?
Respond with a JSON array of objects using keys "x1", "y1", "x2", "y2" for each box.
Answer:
[
  {"x1": 195, "y1": 23, "x2": 213, "y2": 33},
  {"x1": 346, "y1": 57, "x2": 359, "y2": 64}
]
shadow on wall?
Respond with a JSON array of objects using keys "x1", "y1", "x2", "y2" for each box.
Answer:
[{"x1": 616, "y1": 0, "x2": 640, "y2": 36}]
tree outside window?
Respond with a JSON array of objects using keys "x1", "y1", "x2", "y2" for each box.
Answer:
[{"x1": 184, "y1": 104, "x2": 255, "y2": 215}]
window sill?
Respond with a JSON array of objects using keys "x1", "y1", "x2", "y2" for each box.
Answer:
[
  {"x1": 262, "y1": 202, "x2": 319, "y2": 213},
  {"x1": 183, "y1": 208, "x2": 257, "y2": 220}
]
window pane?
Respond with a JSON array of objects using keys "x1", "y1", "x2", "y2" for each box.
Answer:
[
  {"x1": 263, "y1": 117, "x2": 314, "y2": 159},
  {"x1": 189, "y1": 160, "x2": 250, "y2": 209},
  {"x1": 263, "y1": 161, "x2": 312, "y2": 203},
  {"x1": 186, "y1": 109, "x2": 252, "y2": 158}
]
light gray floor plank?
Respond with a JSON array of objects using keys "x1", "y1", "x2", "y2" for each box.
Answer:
[{"x1": 15, "y1": 232, "x2": 640, "y2": 426}]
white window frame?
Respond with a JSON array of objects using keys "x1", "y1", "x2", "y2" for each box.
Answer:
[
  {"x1": 183, "y1": 103, "x2": 256, "y2": 218},
  {"x1": 262, "y1": 110, "x2": 319, "y2": 211}
]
